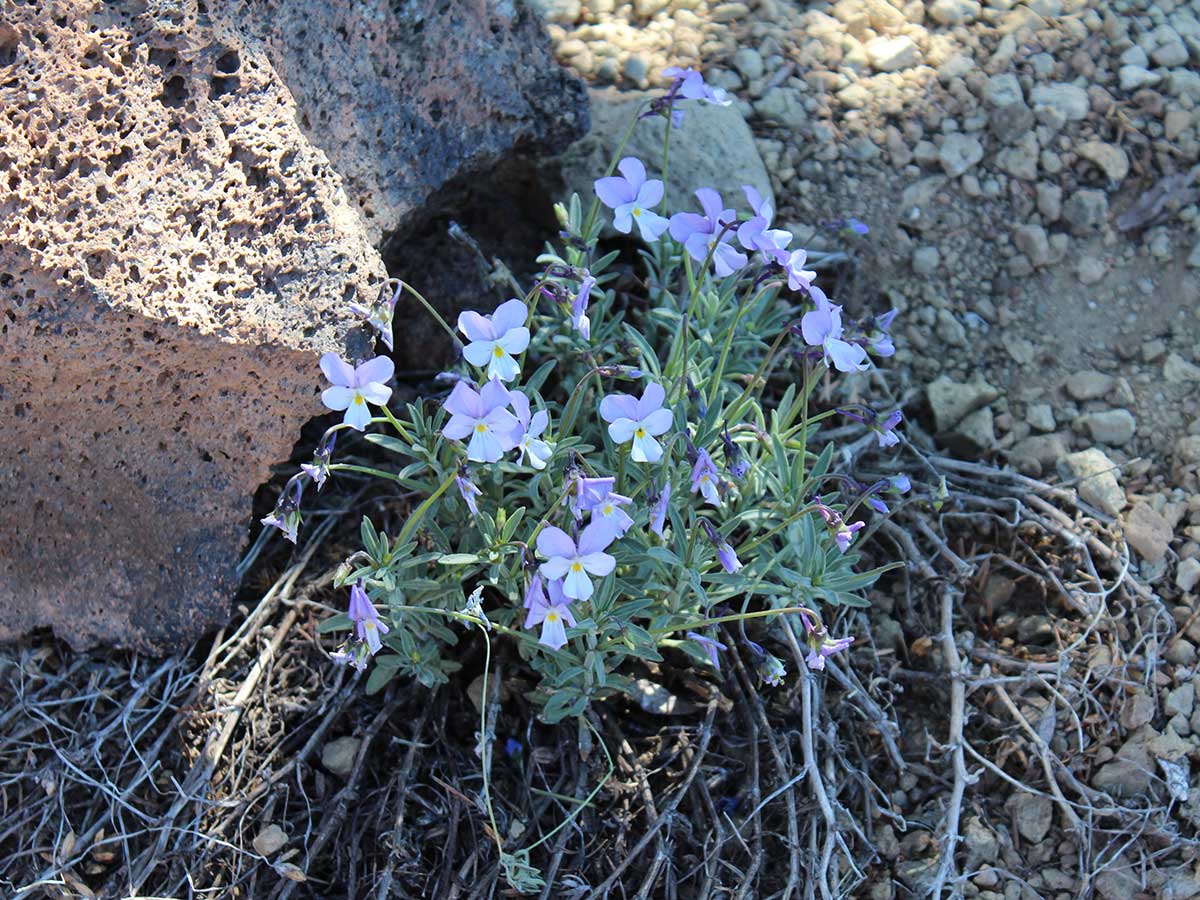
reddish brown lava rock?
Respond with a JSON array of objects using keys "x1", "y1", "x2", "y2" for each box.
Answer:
[
  {"x1": 0, "y1": 0, "x2": 586, "y2": 652},
  {"x1": 0, "y1": 1, "x2": 387, "y2": 651}
]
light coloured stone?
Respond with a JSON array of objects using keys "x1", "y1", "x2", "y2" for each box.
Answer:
[
  {"x1": 1058, "y1": 448, "x2": 1125, "y2": 516},
  {"x1": 1077, "y1": 141, "x2": 1130, "y2": 181},
  {"x1": 1030, "y1": 82, "x2": 1090, "y2": 121},
  {"x1": 322, "y1": 736, "x2": 361, "y2": 778},
  {"x1": 939, "y1": 133, "x2": 984, "y2": 177},
  {"x1": 865, "y1": 35, "x2": 922, "y2": 72}
]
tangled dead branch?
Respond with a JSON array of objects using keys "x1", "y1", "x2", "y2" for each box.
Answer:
[{"x1": 2, "y1": 445, "x2": 1194, "y2": 898}]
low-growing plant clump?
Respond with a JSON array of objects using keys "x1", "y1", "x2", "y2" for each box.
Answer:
[{"x1": 262, "y1": 65, "x2": 908, "y2": 891}]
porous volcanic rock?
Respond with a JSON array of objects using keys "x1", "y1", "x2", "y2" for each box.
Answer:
[{"x1": 0, "y1": 0, "x2": 587, "y2": 651}]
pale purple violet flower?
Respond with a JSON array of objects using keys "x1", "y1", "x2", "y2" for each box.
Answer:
[
  {"x1": 524, "y1": 578, "x2": 577, "y2": 650},
  {"x1": 700, "y1": 518, "x2": 743, "y2": 573},
  {"x1": 690, "y1": 449, "x2": 721, "y2": 507},
  {"x1": 890, "y1": 473, "x2": 912, "y2": 494},
  {"x1": 330, "y1": 644, "x2": 367, "y2": 672},
  {"x1": 839, "y1": 407, "x2": 903, "y2": 448},
  {"x1": 815, "y1": 499, "x2": 865, "y2": 553},
  {"x1": 649, "y1": 481, "x2": 671, "y2": 537},
  {"x1": 523, "y1": 572, "x2": 546, "y2": 610},
  {"x1": 536, "y1": 523, "x2": 616, "y2": 601},
  {"x1": 441, "y1": 378, "x2": 519, "y2": 463},
  {"x1": 835, "y1": 520, "x2": 865, "y2": 552},
  {"x1": 722, "y1": 427, "x2": 749, "y2": 479},
  {"x1": 599, "y1": 381, "x2": 674, "y2": 463},
  {"x1": 594, "y1": 157, "x2": 670, "y2": 242},
  {"x1": 662, "y1": 66, "x2": 732, "y2": 106},
  {"x1": 876, "y1": 410, "x2": 903, "y2": 448},
  {"x1": 800, "y1": 291, "x2": 869, "y2": 373},
  {"x1": 301, "y1": 431, "x2": 337, "y2": 490},
  {"x1": 799, "y1": 611, "x2": 853, "y2": 671},
  {"x1": 349, "y1": 281, "x2": 402, "y2": 351},
  {"x1": 458, "y1": 298, "x2": 530, "y2": 383},
  {"x1": 509, "y1": 390, "x2": 553, "y2": 470},
  {"x1": 261, "y1": 478, "x2": 303, "y2": 543},
  {"x1": 866, "y1": 309, "x2": 899, "y2": 357},
  {"x1": 776, "y1": 248, "x2": 817, "y2": 293},
  {"x1": 320, "y1": 353, "x2": 395, "y2": 431},
  {"x1": 737, "y1": 186, "x2": 791, "y2": 257},
  {"x1": 668, "y1": 188, "x2": 747, "y2": 277},
  {"x1": 686, "y1": 631, "x2": 728, "y2": 671},
  {"x1": 455, "y1": 469, "x2": 482, "y2": 514},
  {"x1": 572, "y1": 273, "x2": 596, "y2": 340},
  {"x1": 592, "y1": 490, "x2": 635, "y2": 542},
  {"x1": 349, "y1": 581, "x2": 389, "y2": 655},
  {"x1": 573, "y1": 475, "x2": 616, "y2": 520}
]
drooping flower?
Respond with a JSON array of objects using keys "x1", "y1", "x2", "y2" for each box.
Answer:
[
  {"x1": 599, "y1": 381, "x2": 674, "y2": 464},
  {"x1": 839, "y1": 407, "x2": 903, "y2": 448},
  {"x1": 594, "y1": 157, "x2": 670, "y2": 242},
  {"x1": 463, "y1": 585, "x2": 491, "y2": 630},
  {"x1": 261, "y1": 477, "x2": 304, "y2": 543},
  {"x1": 441, "y1": 378, "x2": 520, "y2": 463},
  {"x1": 662, "y1": 66, "x2": 732, "y2": 106},
  {"x1": 721, "y1": 427, "x2": 749, "y2": 479},
  {"x1": 799, "y1": 610, "x2": 854, "y2": 671},
  {"x1": 815, "y1": 499, "x2": 865, "y2": 553},
  {"x1": 700, "y1": 518, "x2": 743, "y2": 573},
  {"x1": 536, "y1": 523, "x2": 616, "y2": 601},
  {"x1": 330, "y1": 643, "x2": 368, "y2": 672},
  {"x1": 572, "y1": 273, "x2": 596, "y2": 340},
  {"x1": 865, "y1": 308, "x2": 899, "y2": 357},
  {"x1": 737, "y1": 186, "x2": 791, "y2": 257},
  {"x1": 524, "y1": 578, "x2": 577, "y2": 650},
  {"x1": 800, "y1": 290, "x2": 869, "y2": 373},
  {"x1": 455, "y1": 467, "x2": 483, "y2": 515},
  {"x1": 509, "y1": 390, "x2": 553, "y2": 470},
  {"x1": 668, "y1": 188, "x2": 747, "y2": 277},
  {"x1": 890, "y1": 473, "x2": 912, "y2": 494},
  {"x1": 320, "y1": 353, "x2": 395, "y2": 431},
  {"x1": 756, "y1": 652, "x2": 787, "y2": 686},
  {"x1": 349, "y1": 281, "x2": 402, "y2": 351},
  {"x1": 301, "y1": 431, "x2": 337, "y2": 490},
  {"x1": 349, "y1": 581, "x2": 389, "y2": 655},
  {"x1": 592, "y1": 490, "x2": 635, "y2": 542},
  {"x1": 649, "y1": 481, "x2": 671, "y2": 537},
  {"x1": 686, "y1": 631, "x2": 728, "y2": 671},
  {"x1": 458, "y1": 298, "x2": 530, "y2": 383},
  {"x1": 776, "y1": 248, "x2": 817, "y2": 293},
  {"x1": 690, "y1": 449, "x2": 722, "y2": 507}
]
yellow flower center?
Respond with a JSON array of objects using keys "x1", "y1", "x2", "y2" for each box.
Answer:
[
  {"x1": 633, "y1": 207, "x2": 642, "y2": 217},
  {"x1": 570, "y1": 562, "x2": 583, "y2": 573},
  {"x1": 493, "y1": 345, "x2": 505, "y2": 358},
  {"x1": 547, "y1": 610, "x2": 560, "y2": 623},
  {"x1": 475, "y1": 422, "x2": 488, "y2": 433},
  {"x1": 353, "y1": 394, "x2": 365, "y2": 405},
  {"x1": 602, "y1": 504, "x2": 614, "y2": 515},
  {"x1": 365, "y1": 621, "x2": 376, "y2": 631},
  {"x1": 635, "y1": 427, "x2": 646, "y2": 438}
]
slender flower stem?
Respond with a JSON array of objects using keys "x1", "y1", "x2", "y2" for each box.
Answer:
[
  {"x1": 400, "y1": 281, "x2": 460, "y2": 347},
  {"x1": 396, "y1": 471, "x2": 457, "y2": 546},
  {"x1": 708, "y1": 281, "x2": 778, "y2": 409},
  {"x1": 380, "y1": 405, "x2": 414, "y2": 444},
  {"x1": 522, "y1": 717, "x2": 613, "y2": 852}
]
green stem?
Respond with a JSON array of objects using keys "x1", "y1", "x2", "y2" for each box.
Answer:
[
  {"x1": 707, "y1": 281, "x2": 776, "y2": 410},
  {"x1": 396, "y1": 471, "x2": 457, "y2": 546},
  {"x1": 559, "y1": 365, "x2": 603, "y2": 439},
  {"x1": 380, "y1": 405, "x2": 415, "y2": 444},
  {"x1": 400, "y1": 281, "x2": 460, "y2": 346},
  {"x1": 329, "y1": 463, "x2": 403, "y2": 482},
  {"x1": 478, "y1": 630, "x2": 503, "y2": 860},
  {"x1": 523, "y1": 717, "x2": 614, "y2": 853}
]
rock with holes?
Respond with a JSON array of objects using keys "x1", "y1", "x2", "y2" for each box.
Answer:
[{"x1": 0, "y1": 0, "x2": 585, "y2": 651}]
